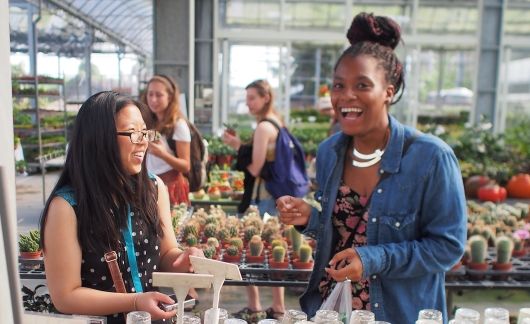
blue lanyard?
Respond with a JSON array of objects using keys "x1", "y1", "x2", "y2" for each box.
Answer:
[{"x1": 121, "y1": 204, "x2": 143, "y2": 293}]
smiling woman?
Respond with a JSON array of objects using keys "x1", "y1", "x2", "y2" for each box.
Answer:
[
  {"x1": 38, "y1": 91, "x2": 203, "y2": 323},
  {"x1": 276, "y1": 12, "x2": 467, "y2": 323}
]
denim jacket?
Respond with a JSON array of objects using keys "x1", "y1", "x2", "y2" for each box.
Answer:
[{"x1": 299, "y1": 115, "x2": 466, "y2": 324}]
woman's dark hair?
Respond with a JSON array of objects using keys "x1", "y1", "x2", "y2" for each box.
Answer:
[
  {"x1": 336, "y1": 12, "x2": 405, "y2": 104},
  {"x1": 40, "y1": 91, "x2": 162, "y2": 253}
]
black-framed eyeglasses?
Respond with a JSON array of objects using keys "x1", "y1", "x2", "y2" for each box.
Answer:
[{"x1": 116, "y1": 130, "x2": 159, "y2": 144}]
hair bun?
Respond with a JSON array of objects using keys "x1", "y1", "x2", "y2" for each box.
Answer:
[{"x1": 346, "y1": 12, "x2": 401, "y2": 50}]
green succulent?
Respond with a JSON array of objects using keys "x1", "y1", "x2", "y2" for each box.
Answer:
[{"x1": 19, "y1": 230, "x2": 40, "y2": 252}]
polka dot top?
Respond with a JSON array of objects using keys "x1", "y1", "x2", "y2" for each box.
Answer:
[{"x1": 55, "y1": 183, "x2": 161, "y2": 324}]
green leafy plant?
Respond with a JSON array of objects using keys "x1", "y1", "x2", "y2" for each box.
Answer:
[{"x1": 451, "y1": 118, "x2": 514, "y2": 183}]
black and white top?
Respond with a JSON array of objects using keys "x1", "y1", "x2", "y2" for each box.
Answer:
[{"x1": 55, "y1": 184, "x2": 161, "y2": 324}]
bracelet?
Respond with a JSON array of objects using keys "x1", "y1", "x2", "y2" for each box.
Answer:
[{"x1": 133, "y1": 293, "x2": 140, "y2": 311}]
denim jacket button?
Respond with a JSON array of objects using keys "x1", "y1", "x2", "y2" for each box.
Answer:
[
  {"x1": 395, "y1": 222, "x2": 400, "y2": 227},
  {"x1": 374, "y1": 303, "x2": 379, "y2": 308},
  {"x1": 372, "y1": 275, "x2": 377, "y2": 280},
  {"x1": 379, "y1": 169, "x2": 384, "y2": 174},
  {"x1": 377, "y1": 188, "x2": 383, "y2": 194},
  {"x1": 372, "y1": 218, "x2": 377, "y2": 223}
]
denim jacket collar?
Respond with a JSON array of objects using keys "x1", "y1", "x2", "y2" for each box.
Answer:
[{"x1": 330, "y1": 114, "x2": 405, "y2": 174}]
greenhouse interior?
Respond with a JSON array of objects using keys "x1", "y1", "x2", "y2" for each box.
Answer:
[{"x1": 1, "y1": 0, "x2": 530, "y2": 323}]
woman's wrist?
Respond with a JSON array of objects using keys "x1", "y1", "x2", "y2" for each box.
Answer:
[{"x1": 133, "y1": 293, "x2": 140, "y2": 311}]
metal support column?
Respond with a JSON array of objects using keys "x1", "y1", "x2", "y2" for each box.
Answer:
[
  {"x1": 153, "y1": 0, "x2": 191, "y2": 104},
  {"x1": 84, "y1": 27, "x2": 94, "y2": 97},
  {"x1": 1, "y1": 0, "x2": 23, "y2": 321},
  {"x1": 472, "y1": 0, "x2": 506, "y2": 129}
]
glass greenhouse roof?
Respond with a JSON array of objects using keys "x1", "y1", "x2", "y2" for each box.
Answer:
[
  {"x1": 9, "y1": 0, "x2": 530, "y2": 58},
  {"x1": 9, "y1": 0, "x2": 152, "y2": 57}
]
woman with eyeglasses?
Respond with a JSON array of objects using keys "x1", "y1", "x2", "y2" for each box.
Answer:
[
  {"x1": 141, "y1": 74, "x2": 191, "y2": 206},
  {"x1": 40, "y1": 92, "x2": 203, "y2": 323}
]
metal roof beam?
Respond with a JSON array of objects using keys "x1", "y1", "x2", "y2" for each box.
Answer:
[{"x1": 43, "y1": 0, "x2": 147, "y2": 58}]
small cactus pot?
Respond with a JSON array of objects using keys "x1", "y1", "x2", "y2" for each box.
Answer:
[
  {"x1": 246, "y1": 254, "x2": 266, "y2": 264},
  {"x1": 292, "y1": 259, "x2": 314, "y2": 270},
  {"x1": 512, "y1": 248, "x2": 527, "y2": 257},
  {"x1": 222, "y1": 252, "x2": 241, "y2": 263},
  {"x1": 492, "y1": 261, "x2": 512, "y2": 271},
  {"x1": 20, "y1": 250, "x2": 42, "y2": 259}
]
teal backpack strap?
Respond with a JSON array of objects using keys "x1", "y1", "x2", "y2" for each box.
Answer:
[
  {"x1": 148, "y1": 172, "x2": 156, "y2": 181},
  {"x1": 55, "y1": 186, "x2": 77, "y2": 206}
]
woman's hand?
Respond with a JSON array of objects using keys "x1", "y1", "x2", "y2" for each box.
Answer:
[
  {"x1": 147, "y1": 140, "x2": 167, "y2": 158},
  {"x1": 171, "y1": 247, "x2": 205, "y2": 273},
  {"x1": 325, "y1": 248, "x2": 364, "y2": 282},
  {"x1": 135, "y1": 292, "x2": 177, "y2": 321},
  {"x1": 222, "y1": 131, "x2": 241, "y2": 150},
  {"x1": 276, "y1": 196, "x2": 311, "y2": 226}
]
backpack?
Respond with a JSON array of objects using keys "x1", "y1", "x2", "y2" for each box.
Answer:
[
  {"x1": 168, "y1": 120, "x2": 208, "y2": 192},
  {"x1": 260, "y1": 119, "x2": 310, "y2": 199}
]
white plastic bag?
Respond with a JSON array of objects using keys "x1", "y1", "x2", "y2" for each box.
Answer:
[{"x1": 319, "y1": 279, "x2": 352, "y2": 323}]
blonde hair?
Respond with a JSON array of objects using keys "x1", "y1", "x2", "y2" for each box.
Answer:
[
  {"x1": 245, "y1": 79, "x2": 279, "y2": 120},
  {"x1": 141, "y1": 75, "x2": 185, "y2": 136}
]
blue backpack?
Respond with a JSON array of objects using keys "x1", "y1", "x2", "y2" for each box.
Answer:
[{"x1": 260, "y1": 119, "x2": 310, "y2": 199}]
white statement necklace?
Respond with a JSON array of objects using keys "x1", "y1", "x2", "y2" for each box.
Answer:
[{"x1": 352, "y1": 148, "x2": 385, "y2": 168}]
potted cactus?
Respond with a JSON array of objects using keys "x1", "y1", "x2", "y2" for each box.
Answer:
[
  {"x1": 512, "y1": 233, "x2": 528, "y2": 257},
  {"x1": 203, "y1": 246, "x2": 217, "y2": 260},
  {"x1": 289, "y1": 227, "x2": 303, "y2": 258},
  {"x1": 185, "y1": 234, "x2": 198, "y2": 247},
  {"x1": 207, "y1": 237, "x2": 220, "y2": 253},
  {"x1": 493, "y1": 236, "x2": 514, "y2": 272},
  {"x1": 223, "y1": 245, "x2": 241, "y2": 263},
  {"x1": 19, "y1": 230, "x2": 42, "y2": 259},
  {"x1": 229, "y1": 237, "x2": 244, "y2": 251},
  {"x1": 203, "y1": 223, "x2": 218, "y2": 242},
  {"x1": 467, "y1": 235, "x2": 489, "y2": 279},
  {"x1": 269, "y1": 245, "x2": 288, "y2": 270},
  {"x1": 217, "y1": 228, "x2": 230, "y2": 246},
  {"x1": 246, "y1": 235, "x2": 265, "y2": 263},
  {"x1": 292, "y1": 244, "x2": 314, "y2": 271},
  {"x1": 244, "y1": 226, "x2": 259, "y2": 243}
]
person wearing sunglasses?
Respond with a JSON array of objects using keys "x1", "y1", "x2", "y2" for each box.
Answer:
[
  {"x1": 141, "y1": 74, "x2": 191, "y2": 206},
  {"x1": 40, "y1": 92, "x2": 203, "y2": 323}
]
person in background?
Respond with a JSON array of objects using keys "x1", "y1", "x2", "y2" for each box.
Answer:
[
  {"x1": 276, "y1": 12, "x2": 466, "y2": 323},
  {"x1": 40, "y1": 92, "x2": 203, "y2": 324},
  {"x1": 141, "y1": 75, "x2": 191, "y2": 206},
  {"x1": 222, "y1": 79, "x2": 286, "y2": 322},
  {"x1": 318, "y1": 93, "x2": 341, "y2": 136}
]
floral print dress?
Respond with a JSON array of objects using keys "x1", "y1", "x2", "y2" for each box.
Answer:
[{"x1": 319, "y1": 182, "x2": 370, "y2": 310}]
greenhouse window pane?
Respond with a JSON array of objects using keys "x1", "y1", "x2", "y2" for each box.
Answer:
[
  {"x1": 416, "y1": 6, "x2": 477, "y2": 34},
  {"x1": 222, "y1": 0, "x2": 281, "y2": 28},
  {"x1": 505, "y1": 9, "x2": 530, "y2": 35},
  {"x1": 284, "y1": 2, "x2": 344, "y2": 29}
]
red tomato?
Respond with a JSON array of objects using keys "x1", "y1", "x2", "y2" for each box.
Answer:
[{"x1": 477, "y1": 184, "x2": 507, "y2": 202}]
